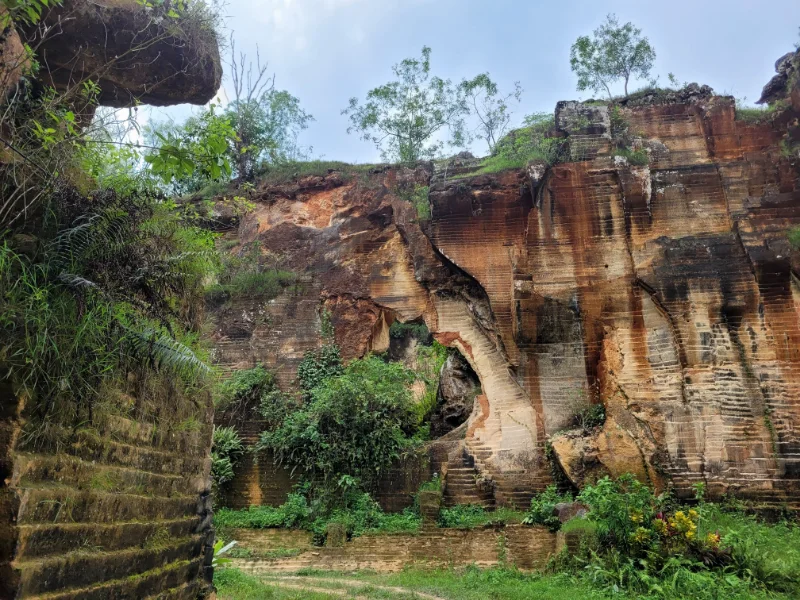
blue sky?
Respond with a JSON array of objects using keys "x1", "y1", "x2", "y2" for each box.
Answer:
[{"x1": 150, "y1": 0, "x2": 800, "y2": 163}]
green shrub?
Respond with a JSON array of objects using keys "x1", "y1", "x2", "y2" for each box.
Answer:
[
  {"x1": 225, "y1": 269, "x2": 297, "y2": 297},
  {"x1": 209, "y1": 242, "x2": 297, "y2": 301},
  {"x1": 214, "y1": 364, "x2": 274, "y2": 411},
  {"x1": 214, "y1": 490, "x2": 421, "y2": 545},
  {"x1": 389, "y1": 320, "x2": 431, "y2": 341},
  {"x1": 569, "y1": 404, "x2": 606, "y2": 433},
  {"x1": 560, "y1": 516, "x2": 598, "y2": 536},
  {"x1": 215, "y1": 492, "x2": 311, "y2": 530},
  {"x1": 438, "y1": 505, "x2": 489, "y2": 528},
  {"x1": 418, "y1": 475, "x2": 442, "y2": 493},
  {"x1": 413, "y1": 340, "x2": 448, "y2": 426},
  {"x1": 438, "y1": 505, "x2": 526, "y2": 529},
  {"x1": 0, "y1": 193, "x2": 214, "y2": 433},
  {"x1": 211, "y1": 426, "x2": 244, "y2": 494},
  {"x1": 789, "y1": 227, "x2": 800, "y2": 249},
  {"x1": 523, "y1": 485, "x2": 574, "y2": 531},
  {"x1": 296, "y1": 344, "x2": 343, "y2": 399},
  {"x1": 256, "y1": 356, "x2": 418, "y2": 495},
  {"x1": 465, "y1": 113, "x2": 563, "y2": 177}
]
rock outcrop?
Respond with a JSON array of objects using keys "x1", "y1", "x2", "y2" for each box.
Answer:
[
  {"x1": 211, "y1": 62, "x2": 800, "y2": 509},
  {"x1": 1, "y1": 3, "x2": 223, "y2": 598},
  {"x1": 19, "y1": 0, "x2": 222, "y2": 107}
]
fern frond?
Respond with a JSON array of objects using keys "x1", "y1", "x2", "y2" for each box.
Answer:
[
  {"x1": 57, "y1": 273, "x2": 98, "y2": 289},
  {"x1": 122, "y1": 327, "x2": 210, "y2": 379}
]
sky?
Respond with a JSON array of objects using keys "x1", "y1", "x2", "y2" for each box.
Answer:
[{"x1": 147, "y1": 0, "x2": 800, "y2": 163}]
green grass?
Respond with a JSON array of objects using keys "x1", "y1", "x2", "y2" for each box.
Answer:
[
  {"x1": 437, "y1": 505, "x2": 526, "y2": 529},
  {"x1": 734, "y1": 99, "x2": 789, "y2": 124},
  {"x1": 255, "y1": 160, "x2": 378, "y2": 186},
  {"x1": 215, "y1": 568, "x2": 335, "y2": 599},
  {"x1": 699, "y1": 504, "x2": 800, "y2": 593},
  {"x1": 215, "y1": 567, "x2": 612, "y2": 600},
  {"x1": 612, "y1": 147, "x2": 649, "y2": 166}
]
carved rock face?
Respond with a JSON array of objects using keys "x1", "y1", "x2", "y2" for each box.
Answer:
[
  {"x1": 209, "y1": 68, "x2": 800, "y2": 506},
  {"x1": 22, "y1": 0, "x2": 222, "y2": 107}
]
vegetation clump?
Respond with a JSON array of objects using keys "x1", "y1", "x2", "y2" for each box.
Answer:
[
  {"x1": 206, "y1": 241, "x2": 298, "y2": 303},
  {"x1": 211, "y1": 426, "x2": 245, "y2": 495},
  {"x1": 438, "y1": 505, "x2": 526, "y2": 529},
  {"x1": 570, "y1": 14, "x2": 657, "y2": 99},
  {"x1": 523, "y1": 485, "x2": 575, "y2": 531},
  {"x1": 256, "y1": 356, "x2": 418, "y2": 496}
]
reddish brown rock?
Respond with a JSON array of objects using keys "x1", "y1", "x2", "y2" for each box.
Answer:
[{"x1": 211, "y1": 69, "x2": 800, "y2": 509}]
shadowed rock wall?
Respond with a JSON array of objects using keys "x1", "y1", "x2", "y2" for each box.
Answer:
[
  {"x1": 0, "y1": 383, "x2": 215, "y2": 599},
  {"x1": 0, "y1": 2, "x2": 222, "y2": 596}
]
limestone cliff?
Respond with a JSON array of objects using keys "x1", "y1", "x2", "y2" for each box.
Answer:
[{"x1": 211, "y1": 62, "x2": 800, "y2": 509}]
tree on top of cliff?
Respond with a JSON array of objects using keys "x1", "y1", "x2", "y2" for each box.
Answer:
[
  {"x1": 460, "y1": 74, "x2": 523, "y2": 154},
  {"x1": 570, "y1": 14, "x2": 656, "y2": 100},
  {"x1": 342, "y1": 46, "x2": 471, "y2": 162},
  {"x1": 225, "y1": 35, "x2": 314, "y2": 180}
]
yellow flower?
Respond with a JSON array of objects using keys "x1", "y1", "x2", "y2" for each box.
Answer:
[
  {"x1": 653, "y1": 519, "x2": 667, "y2": 535},
  {"x1": 630, "y1": 510, "x2": 643, "y2": 523},
  {"x1": 705, "y1": 532, "x2": 721, "y2": 548},
  {"x1": 688, "y1": 509, "x2": 699, "y2": 522}
]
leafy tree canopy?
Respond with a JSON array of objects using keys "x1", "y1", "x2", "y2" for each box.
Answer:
[
  {"x1": 343, "y1": 46, "x2": 471, "y2": 162},
  {"x1": 570, "y1": 14, "x2": 656, "y2": 100},
  {"x1": 460, "y1": 74, "x2": 522, "y2": 153}
]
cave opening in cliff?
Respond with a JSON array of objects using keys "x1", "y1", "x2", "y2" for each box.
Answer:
[{"x1": 386, "y1": 319, "x2": 479, "y2": 439}]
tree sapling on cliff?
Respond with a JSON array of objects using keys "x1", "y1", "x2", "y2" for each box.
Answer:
[{"x1": 570, "y1": 14, "x2": 656, "y2": 100}]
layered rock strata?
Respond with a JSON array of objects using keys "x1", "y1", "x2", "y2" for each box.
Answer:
[{"x1": 211, "y1": 76, "x2": 800, "y2": 508}]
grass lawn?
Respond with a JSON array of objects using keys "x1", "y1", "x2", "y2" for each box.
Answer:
[{"x1": 215, "y1": 564, "x2": 792, "y2": 600}]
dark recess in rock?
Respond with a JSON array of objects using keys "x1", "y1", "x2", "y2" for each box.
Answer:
[{"x1": 431, "y1": 352, "x2": 480, "y2": 438}]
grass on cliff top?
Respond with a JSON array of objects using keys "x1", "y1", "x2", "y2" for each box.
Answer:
[
  {"x1": 255, "y1": 160, "x2": 379, "y2": 186},
  {"x1": 734, "y1": 98, "x2": 790, "y2": 124}
]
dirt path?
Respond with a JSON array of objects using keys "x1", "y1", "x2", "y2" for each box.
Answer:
[{"x1": 258, "y1": 574, "x2": 447, "y2": 599}]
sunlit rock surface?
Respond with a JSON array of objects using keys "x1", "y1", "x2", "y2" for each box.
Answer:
[{"x1": 211, "y1": 80, "x2": 800, "y2": 507}]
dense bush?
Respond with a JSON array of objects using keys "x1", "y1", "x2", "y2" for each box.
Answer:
[
  {"x1": 214, "y1": 364, "x2": 274, "y2": 412},
  {"x1": 214, "y1": 490, "x2": 421, "y2": 545},
  {"x1": 475, "y1": 112, "x2": 563, "y2": 175},
  {"x1": 208, "y1": 242, "x2": 297, "y2": 302},
  {"x1": 547, "y1": 474, "x2": 800, "y2": 599},
  {"x1": 0, "y1": 191, "x2": 216, "y2": 437},
  {"x1": 296, "y1": 344, "x2": 343, "y2": 399},
  {"x1": 257, "y1": 356, "x2": 418, "y2": 495}
]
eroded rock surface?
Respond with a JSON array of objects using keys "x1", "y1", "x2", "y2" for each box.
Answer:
[
  {"x1": 211, "y1": 67, "x2": 800, "y2": 507},
  {"x1": 21, "y1": 0, "x2": 221, "y2": 106}
]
